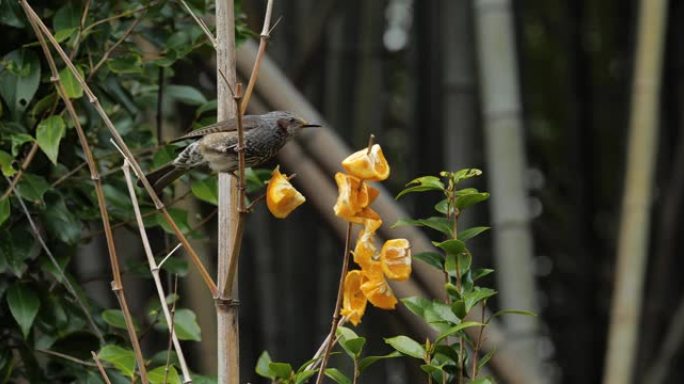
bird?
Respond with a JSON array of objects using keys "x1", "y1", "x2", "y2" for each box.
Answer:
[{"x1": 141, "y1": 111, "x2": 320, "y2": 194}]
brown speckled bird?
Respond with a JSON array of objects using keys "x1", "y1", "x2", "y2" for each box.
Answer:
[{"x1": 143, "y1": 111, "x2": 320, "y2": 193}]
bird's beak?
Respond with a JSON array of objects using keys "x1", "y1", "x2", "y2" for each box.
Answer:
[{"x1": 301, "y1": 123, "x2": 321, "y2": 128}]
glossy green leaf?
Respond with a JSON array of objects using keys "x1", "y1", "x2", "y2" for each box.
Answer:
[
  {"x1": 396, "y1": 176, "x2": 445, "y2": 199},
  {"x1": 453, "y1": 168, "x2": 482, "y2": 183},
  {"x1": 10, "y1": 133, "x2": 33, "y2": 156},
  {"x1": 431, "y1": 301, "x2": 460, "y2": 324},
  {"x1": 0, "y1": 0, "x2": 25, "y2": 28},
  {"x1": 191, "y1": 176, "x2": 218, "y2": 205},
  {"x1": 148, "y1": 365, "x2": 181, "y2": 384},
  {"x1": 435, "y1": 321, "x2": 483, "y2": 344},
  {"x1": 16, "y1": 173, "x2": 50, "y2": 203},
  {"x1": 36, "y1": 116, "x2": 66, "y2": 164},
  {"x1": 98, "y1": 345, "x2": 136, "y2": 378},
  {"x1": 413, "y1": 252, "x2": 445, "y2": 270},
  {"x1": 0, "y1": 49, "x2": 40, "y2": 119},
  {"x1": 401, "y1": 296, "x2": 432, "y2": 319},
  {"x1": 458, "y1": 226, "x2": 490, "y2": 241},
  {"x1": 434, "y1": 198, "x2": 454, "y2": 215},
  {"x1": 155, "y1": 208, "x2": 191, "y2": 235},
  {"x1": 0, "y1": 150, "x2": 16, "y2": 176},
  {"x1": 434, "y1": 239, "x2": 465, "y2": 255},
  {"x1": 102, "y1": 309, "x2": 140, "y2": 331},
  {"x1": 269, "y1": 362, "x2": 293, "y2": 379},
  {"x1": 456, "y1": 190, "x2": 490, "y2": 210},
  {"x1": 358, "y1": 351, "x2": 401, "y2": 372},
  {"x1": 385, "y1": 335, "x2": 426, "y2": 359},
  {"x1": 255, "y1": 351, "x2": 275, "y2": 379},
  {"x1": 42, "y1": 193, "x2": 82, "y2": 244},
  {"x1": 0, "y1": 198, "x2": 9, "y2": 227},
  {"x1": 107, "y1": 54, "x2": 143, "y2": 74},
  {"x1": 58, "y1": 67, "x2": 83, "y2": 99},
  {"x1": 464, "y1": 287, "x2": 497, "y2": 312},
  {"x1": 393, "y1": 217, "x2": 453, "y2": 237},
  {"x1": 166, "y1": 85, "x2": 207, "y2": 106},
  {"x1": 472, "y1": 268, "x2": 495, "y2": 281},
  {"x1": 170, "y1": 309, "x2": 201, "y2": 341},
  {"x1": 336, "y1": 325, "x2": 360, "y2": 340},
  {"x1": 295, "y1": 369, "x2": 317, "y2": 384},
  {"x1": 340, "y1": 337, "x2": 366, "y2": 358},
  {"x1": 325, "y1": 368, "x2": 351, "y2": 384},
  {"x1": 6, "y1": 283, "x2": 40, "y2": 338},
  {"x1": 246, "y1": 167, "x2": 272, "y2": 193},
  {"x1": 53, "y1": 3, "x2": 80, "y2": 32},
  {"x1": 478, "y1": 349, "x2": 496, "y2": 371}
]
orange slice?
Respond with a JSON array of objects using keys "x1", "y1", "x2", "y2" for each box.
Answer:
[
  {"x1": 266, "y1": 166, "x2": 306, "y2": 219},
  {"x1": 380, "y1": 238, "x2": 411, "y2": 281},
  {"x1": 333, "y1": 173, "x2": 369, "y2": 220},
  {"x1": 341, "y1": 270, "x2": 368, "y2": 326},
  {"x1": 341, "y1": 144, "x2": 390, "y2": 181},
  {"x1": 361, "y1": 266, "x2": 398, "y2": 309}
]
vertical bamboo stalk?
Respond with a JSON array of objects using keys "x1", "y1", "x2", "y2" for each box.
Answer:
[
  {"x1": 215, "y1": 0, "x2": 239, "y2": 383},
  {"x1": 602, "y1": 0, "x2": 668, "y2": 383},
  {"x1": 472, "y1": 0, "x2": 543, "y2": 382}
]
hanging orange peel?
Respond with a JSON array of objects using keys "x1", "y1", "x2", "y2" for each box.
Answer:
[
  {"x1": 335, "y1": 141, "x2": 412, "y2": 325},
  {"x1": 266, "y1": 166, "x2": 306, "y2": 219}
]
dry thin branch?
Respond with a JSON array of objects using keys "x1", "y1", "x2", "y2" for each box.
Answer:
[
  {"x1": 4, "y1": 174, "x2": 103, "y2": 342},
  {"x1": 21, "y1": 8, "x2": 149, "y2": 380},
  {"x1": 122, "y1": 160, "x2": 193, "y2": 383},
  {"x1": 0, "y1": 142, "x2": 39, "y2": 200},
  {"x1": 315, "y1": 223, "x2": 353, "y2": 384},
  {"x1": 177, "y1": 0, "x2": 217, "y2": 48},
  {"x1": 36, "y1": 348, "x2": 98, "y2": 368},
  {"x1": 20, "y1": 0, "x2": 217, "y2": 297},
  {"x1": 239, "y1": 0, "x2": 275, "y2": 114},
  {"x1": 91, "y1": 351, "x2": 113, "y2": 384},
  {"x1": 89, "y1": 16, "x2": 143, "y2": 78}
]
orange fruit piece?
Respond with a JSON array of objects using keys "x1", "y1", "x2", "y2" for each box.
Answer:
[
  {"x1": 341, "y1": 270, "x2": 368, "y2": 326},
  {"x1": 266, "y1": 166, "x2": 306, "y2": 219},
  {"x1": 341, "y1": 144, "x2": 390, "y2": 181},
  {"x1": 353, "y1": 227, "x2": 378, "y2": 269},
  {"x1": 361, "y1": 266, "x2": 398, "y2": 309},
  {"x1": 380, "y1": 238, "x2": 412, "y2": 281},
  {"x1": 333, "y1": 173, "x2": 370, "y2": 220}
]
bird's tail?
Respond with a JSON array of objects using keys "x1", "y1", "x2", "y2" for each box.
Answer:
[{"x1": 138, "y1": 163, "x2": 188, "y2": 194}]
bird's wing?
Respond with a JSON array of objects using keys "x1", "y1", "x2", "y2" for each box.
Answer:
[{"x1": 171, "y1": 115, "x2": 261, "y2": 143}]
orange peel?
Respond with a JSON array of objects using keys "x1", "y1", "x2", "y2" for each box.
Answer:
[{"x1": 266, "y1": 166, "x2": 306, "y2": 219}]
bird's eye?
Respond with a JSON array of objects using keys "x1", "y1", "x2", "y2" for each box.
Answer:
[{"x1": 290, "y1": 118, "x2": 296, "y2": 123}]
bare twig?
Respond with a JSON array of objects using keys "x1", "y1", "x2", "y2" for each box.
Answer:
[
  {"x1": 4, "y1": 174, "x2": 103, "y2": 342},
  {"x1": 0, "y1": 142, "x2": 39, "y2": 200},
  {"x1": 36, "y1": 348, "x2": 98, "y2": 367},
  {"x1": 304, "y1": 317, "x2": 348, "y2": 372},
  {"x1": 240, "y1": 0, "x2": 275, "y2": 114},
  {"x1": 471, "y1": 302, "x2": 488, "y2": 378},
  {"x1": 177, "y1": 0, "x2": 217, "y2": 48},
  {"x1": 21, "y1": 8, "x2": 148, "y2": 380},
  {"x1": 89, "y1": 16, "x2": 143, "y2": 78},
  {"x1": 315, "y1": 222, "x2": 353, "y2": 384},
  {"x1": 91, "y1": 351, "x2": 113, "y2": 384},
  {"x1": 122, "y1": 160, "x2": 192, "y2": 383},
  {"x1": 19, "y1": 0, "x2": 217, "y2": 296}
]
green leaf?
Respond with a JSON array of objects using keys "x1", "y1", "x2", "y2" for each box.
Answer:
[
  {"x1": 295, "y1": 369, "x2": 317, "y2": 384},
  {"x1": 431, "y1": 301, "x2": 461, "y2": 324},
  {"x1": 169, "y1": 309, "x2": 201, "y2": 341},
  {"x1": 324, "y1": 368, "x2": 351, "y2": 384},
  {"x1": 268, "y1": 362, "x2": 293, "y2": 379},
  {"x1": 451, "y1": 300, "x2": 466, "y2": 319},
  {"x1": 255, "y1": 351, "x2": 275, "y2": 379},
  {"x1": 16, "y1": 173, "x2": 50, "y2": 203},
  {"x1": 455, "y1": 190, "x2": 490, "y2": 210},
  {"x1": 148, "y1": 365, "x2": 181, "y2": 384},
  {"x1": 0, "y1": 198, "x2": 9, "y2": 227},
  {"x1": 402, "y1": 296, "x2": 432, "y2": 319},
  {"x1": 245, "y1": 167, "x2": 272, "y2": 193},
  {"x1": 435, "y1": 321, "x2": 483, "y2": 344},
  {"x1": 393, "y1": 217, "x2": 453, "y2": 237},
  {"x1": 434, "y1": 199, "x2": 454, "y2": 215},
  {"x1": 0, "y1": 49, "x2": 40, "y2": 119},
  {"x1": 6, "y1": 283, "x2": 40, "y2": 338},
  {"x1": 0, "y1": 0, "x2": 25, "y2": 28},
  {"x1": 59, "y1": 67, "x2": 83, "y2": 99},
  {"x1": 340, "y1": 337, "x2": 366, "y2": 358},
  {"x1": 385, "y1": 336, "x2": 426, "y2": 359},
  {"x1": 42, "y1": 193, "x2": 82, "y2": 244},
  {"x1": 191, "y1": 176, "x2": 218, "y2": 205},
  {"x1": 155, "y1": 208, "x2": 191, "y2": 235},
  {"x1": 36, "y1": 115, "x2": 66, "y2": 164},
  {"x1": 10, "y1": 133, "x2": 33, "y2": 156},
  {"x1": 396, "y1": 176, "x2": 445, "y2": 199},
  {"x1": 453, "y1": 168, "x2": 483, "y2": 183},
  {"x1": 434, "y1": 239, "x2": 465, "y2": 255},
  {"x1": 336, "y1": 325, "x2": 360, "y2": 340},
  {"x1": 489, "y1": 309, "x2": 537, "y2": 323},
  {"x1": 107, "y1": 53, "x2": 143, "y2": 74},
  {"x1": 54, "y1": 28, "x2": 77, "y2": 43},
  {"x1": 464, "y1": 287, "x2": 497, "y2": 312},
  {"x1": 166, "y1": 85, "x2": 207, "y2": 106},
  {"x1": 413, "y1": 252, "x2": 445, "y2": 270},
  {"x1": 0, "y1": 150, "x2": 16, "y2": 176},
  {"x1": 98, "y1": 345, "x2": 136, "y2": 378},
  {"x1": 53, "y1": 3, "x2": 80, "y2": 32},
  {"x1": 472, "y1": 268, "x2": 494, "y2": 282},
  {"x1": 358, "y1": 351, "x2": 401, "y2": 372},
  {"x1": 102, "y1": 309, "x2": 140, "y2": 331},
  {"x1": 458, "y1": 226, "x2": 490, "y2": 241},
  {"x1": 470, "y1": 377, "x2": 495, "y2": 384},
  {"x1": 478, "y1": 349, "x2": 496, "y2": 371}
]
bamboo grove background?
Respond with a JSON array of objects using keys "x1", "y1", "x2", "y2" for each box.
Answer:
[{"x1": 2, "y1": 0, "x2": 684, "y2": 383}]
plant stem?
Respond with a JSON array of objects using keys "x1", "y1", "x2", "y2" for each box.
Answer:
[
  {"x1": 315, "y1": 223, "x2": 353, "y2": 384},
  {"x1": 91, "y1": 351, "x2": 113, "y2": 384},
  {"x1": 471, "y1": 302, "x2": 487, "y2": 379},
  {"x1": 240, "y1": 0, "x2": 275, "y2": 114},
  {"x1": 353, "y1": 358, "x2": 360, "y2": 384}
]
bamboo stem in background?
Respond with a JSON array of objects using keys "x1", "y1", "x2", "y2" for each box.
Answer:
[
  {"x1": 472, "y1": 0, "x2": 543, "y2": 382},
  {"x1": 602, "y1": 0, "x2": 668, "y2": 383},
  {"x1": 215, "y1": 0, "x2": 239, "y2": 382}
]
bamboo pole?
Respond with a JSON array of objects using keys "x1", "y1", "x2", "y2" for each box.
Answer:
[
  {"x1": 215, "y1": 0, "x2": 239, "y2": 382},
  {"x1": 472, "y1": 0, "x2": 543, "y2": 382},
  {"x1": 602, "y1": 0, "x2": 668, "y2": 383}
]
